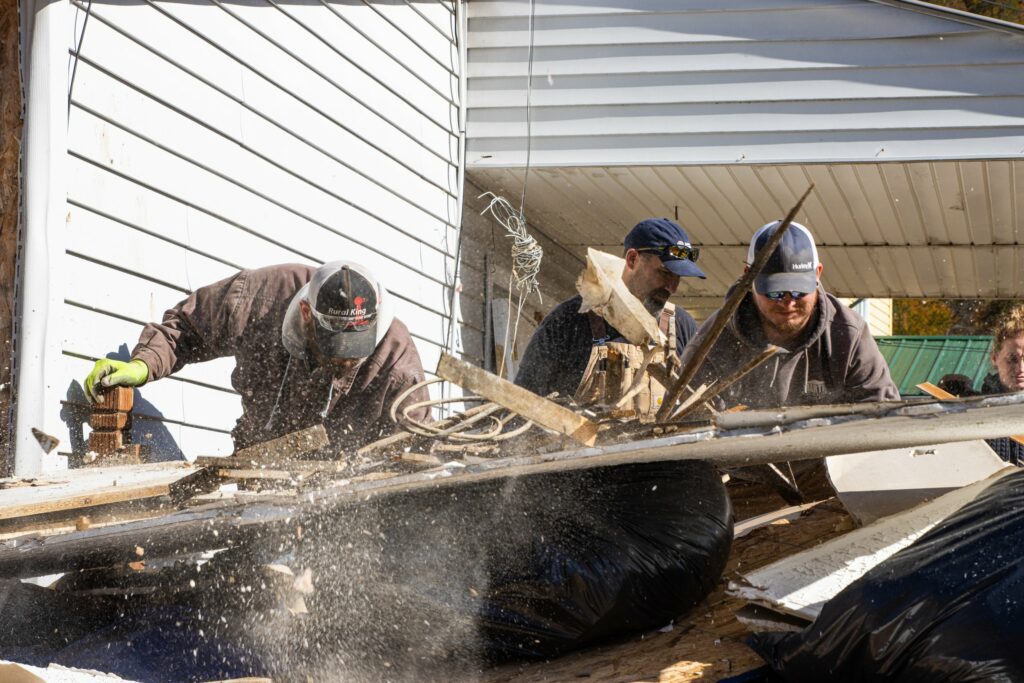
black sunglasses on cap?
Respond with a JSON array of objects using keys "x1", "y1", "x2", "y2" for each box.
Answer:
[
  {"x1": 635, "y1": 244, "x2": 700, "y2": 263},
  {"x1": 763, "y1": 290, "x2": 812, "y2": 301}
]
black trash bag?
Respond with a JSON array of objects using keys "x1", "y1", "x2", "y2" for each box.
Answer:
[
  {"x1": 750, "y1": 468, "x2": 1024, "y2": 682},
  {"x1": 341, "y1": 459, "x2": 733, "y2": 660}
]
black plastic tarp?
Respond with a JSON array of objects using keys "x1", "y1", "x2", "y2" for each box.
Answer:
[{"x1": 750, "y1": 469, "x2": 1024, "y2": 681}]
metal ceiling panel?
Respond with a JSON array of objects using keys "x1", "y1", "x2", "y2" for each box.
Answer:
[{"x1": 469, "y1": 160, "x2": 1024, "y2": 299}]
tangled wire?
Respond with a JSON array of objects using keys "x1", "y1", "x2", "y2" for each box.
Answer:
[{"x1": 478, "y1": 193, "x2": 543, "y2": 301}]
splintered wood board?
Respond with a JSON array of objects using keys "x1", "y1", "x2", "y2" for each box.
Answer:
[{"x1": 0, "y1": 463, "x2": 204, "y2": 522}]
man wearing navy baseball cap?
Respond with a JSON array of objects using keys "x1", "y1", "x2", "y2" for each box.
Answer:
[
  {"x1": 515, "y1": 218, "x2": 705, "y2": 399},
  {"x1": 680, "y1": 220, "x2": 898, "y2": 409}
]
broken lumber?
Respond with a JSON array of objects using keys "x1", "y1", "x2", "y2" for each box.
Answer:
[
  {"x1": 436, "y1": 352, "x2": 598, "y2": 446},
  {"x1": 4, "y1": 395, "x2": 1024, "y2": 579},
  {"x1": 195, "y1": 424, "x2": 329, "y2": 469}
]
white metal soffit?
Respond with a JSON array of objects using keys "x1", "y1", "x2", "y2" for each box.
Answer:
[{"x1": 464, "y1": 0, "x2": 1024, "y2": 299}]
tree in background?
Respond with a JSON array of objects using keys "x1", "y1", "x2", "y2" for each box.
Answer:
[
  {"x1": 893, "y1": 300, "x2": 956, "y2": 335},
  {"x1": 894, "y1": 299, "x2": 1019, "y2": 335},
  {"x1": 928, "y1": 0, "x2": 1023, "y2": 22}
]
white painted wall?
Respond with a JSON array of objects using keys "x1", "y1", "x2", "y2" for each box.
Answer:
[{"x1": 17, "y1": 0, "x2": 462, "y2": 470}]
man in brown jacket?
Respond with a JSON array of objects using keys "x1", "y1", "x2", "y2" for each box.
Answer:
[
  {"x1": 683, "y1": 221, "x2": 899, "y2": 409},
  {"x1": 84, "y1": 262, "x2": 430, "y2": 453}
]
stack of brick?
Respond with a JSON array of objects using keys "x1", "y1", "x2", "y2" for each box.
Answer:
[{"x1": 88, "y1": 387, "x2": 141, "y2": 461}]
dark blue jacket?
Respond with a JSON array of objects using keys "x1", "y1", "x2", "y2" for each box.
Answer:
[{"x1": 514, "y1": 295, "x2": 697, "y2": 398}]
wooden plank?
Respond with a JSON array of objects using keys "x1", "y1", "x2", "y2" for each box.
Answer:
[
  {"x1": 0, "y1": 0, "x2": 21, "y2": 478},
  {"x1": 436, "y1": 352, "x2": 598, "y2": 446},
  {"x1": 0, "y1": 463, "x2": 206, "y2": 522},
  {"x1": 195, "y1": 424, "x2": 329, "y2": 469}
]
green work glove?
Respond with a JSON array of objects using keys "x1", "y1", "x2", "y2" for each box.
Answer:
[{"x1": 84, "y1": 358, "x2": 149, "y2": 403}]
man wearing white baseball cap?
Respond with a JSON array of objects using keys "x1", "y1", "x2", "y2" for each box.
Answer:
[
  {"x1": 681, "y1": 220, "x2": 899, "y2": 409},
  {"x1": 85, "y1": 262, "x2": 430, "y2": 453}
]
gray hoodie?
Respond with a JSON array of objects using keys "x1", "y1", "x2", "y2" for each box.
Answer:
[{"x1": 681, "y1": 285, "x2": 899, "y2": 409}]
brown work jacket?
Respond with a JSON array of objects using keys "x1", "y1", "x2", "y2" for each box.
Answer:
[
  {"x1": 681, "y1": 285, "x2": 900, "y2": 409},
  {"x1": 131, "y1": 264, "x2": 430, "y2": 453}
]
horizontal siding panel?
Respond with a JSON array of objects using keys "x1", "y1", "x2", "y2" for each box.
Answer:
[
  {"x1": 66, "y1": 205, "x2": 238, "y2": 291},
  {"x1": 467, "y1": 5, "x2": 974, "y2": 49},
  {"x1": 467, "y1": 128, "x2": 1024, "y2": 167},
  {"x1": 80, "y1": 0, "x2": 456, "y2": 181},
  {"x1": 337, "y1": 1, "x2": 458, "y2": 82},
  {"x1": 470, "y1": 0, "x2": 851, "y2": 17},
  {"x1": 468, "y1": 65, "x2": 1024, "y2": 108},
  {"x1": 74, "y1": 15, "x2": 458, "y2": 236},
  {"x1": 469, "y1": 97, "x2": 1024, "y2": 138},
  {"x1": 68, "y1": 157, "x2": 321, "y2": 269},
  {"x1": 217, "y1": 0, "x2": 457, "y2": 135},
  {"x1": 68, "y1": 109, "x2": 456, "y2": 302},
  {"x1": 154, "y1": 0, "x2": 457, "y2": 161},
  {"x1": 275, "y1": 2, "x2": 458, "y2": 122},
  {"x1": 467, "y1": 31, "x2": 1020, "y2": 78}
]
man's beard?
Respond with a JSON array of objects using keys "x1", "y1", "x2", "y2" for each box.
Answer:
[{"x1": 643, "y1": 293, "x2": 669, "y2": 316}]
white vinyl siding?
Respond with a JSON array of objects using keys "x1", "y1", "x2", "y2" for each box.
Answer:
[
  {"x1": 466, "y1": 0, "x2": 1024, "y2": 167},
  {"x1": 61, "y1": 0, "x2": 460, "y2": 460}
]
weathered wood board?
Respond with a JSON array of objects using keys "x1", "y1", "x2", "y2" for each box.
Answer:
[
  {"x1": 0, "y1": 463, "x2": 206, "y2": 522},
  {"x1": 437, "y1": 352, "x2": 598, "y2": 446}
]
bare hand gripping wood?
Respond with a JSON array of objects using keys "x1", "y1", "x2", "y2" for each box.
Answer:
[{"x1": 436, "y1": 353, "x2": 598, "y2": 446}]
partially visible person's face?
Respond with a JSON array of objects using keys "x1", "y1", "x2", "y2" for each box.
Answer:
[
  {"x1": 748, "y1": 263, "x2": 823, "y2": 345},
  {"x1": 622, "y1": 250, "x2": 681, "y2": 315},
  {"x1": 993, "y1": 333, "x2": 1024, "y2": 392},
  {"x1": 299, "y1": 300, "x2": 366, "y2": 377},
  {"x1": 752, "y1": 289, "x2": 819, "y2": 341}
]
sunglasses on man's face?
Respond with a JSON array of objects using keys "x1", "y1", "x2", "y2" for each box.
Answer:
[
  {"x1": 762, "y1": 290, "x2": 813, "y2": 301},
  {"x1": 636, "y1": 244, "x2": 700, "y2": 263}
]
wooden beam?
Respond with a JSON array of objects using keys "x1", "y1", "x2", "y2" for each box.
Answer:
[
  {"x1": 436, "y1": 352, "x2": 598, "y2": 446},
  {"x1": 917, "y1": 381, "x2": 1024, "y2": 445},
  {"x1": 0, "y1": 0, "x2": 23, "y2": 477}
]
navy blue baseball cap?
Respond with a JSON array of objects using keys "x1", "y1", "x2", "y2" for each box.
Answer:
[
  {"x1": 624, "y1": 218, "x2": 706, "y2": 279},
  {"x1": 746, "y1": 221, "x2": 820, "y2": 295}
]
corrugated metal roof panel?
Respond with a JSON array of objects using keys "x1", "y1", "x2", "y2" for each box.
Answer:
[{"x1": 877, "y1": 336, "x2": 994, "y2": 395}]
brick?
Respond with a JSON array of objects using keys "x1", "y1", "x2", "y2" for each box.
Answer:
[
  {"x1": 93, "y1": 386, "x2": 134, "y2": 412},
  {"x1": 88, "y1": 430, "x2": 125, "y2": 455},
  {"x1": 89, "y1": 412, "x2": 130, "y2": 431}
]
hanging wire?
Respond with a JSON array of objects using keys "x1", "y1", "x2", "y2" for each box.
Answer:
[
  {"x1": 67, "y1": 0, "x2": 94, "y2": 116},
  {"x1": 478, "y1": 192, "x2": 543, "y2": 300}
]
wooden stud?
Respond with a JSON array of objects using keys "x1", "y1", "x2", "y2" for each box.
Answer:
[{"x1": 436, "y1": 352, "x2": 598, "y2": 446}]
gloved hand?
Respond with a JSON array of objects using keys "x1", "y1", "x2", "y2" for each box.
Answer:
[{"x1": 84, "y1": 358, "x2": 149, "y2": 403}]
